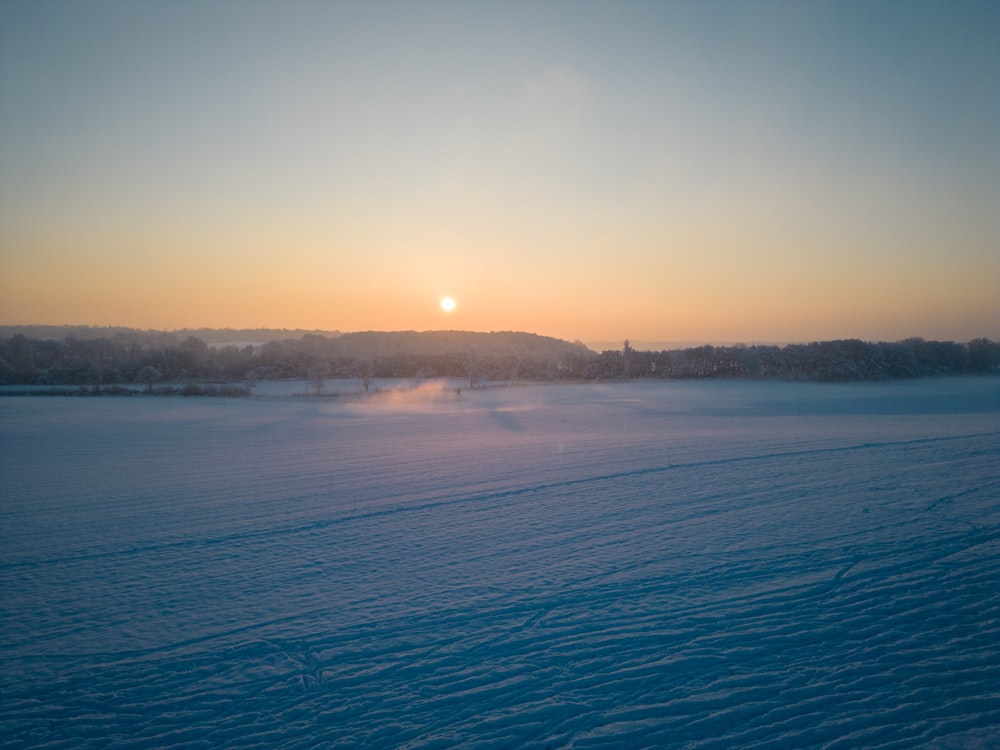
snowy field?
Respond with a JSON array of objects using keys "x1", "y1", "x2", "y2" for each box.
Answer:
[{"x1": 2, "y1": 377, "x2": 999, "y2": 749}]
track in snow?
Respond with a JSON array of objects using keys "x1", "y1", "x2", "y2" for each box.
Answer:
[{"x1": 1, "y1": 378, "x2": 999, "y2": 748}]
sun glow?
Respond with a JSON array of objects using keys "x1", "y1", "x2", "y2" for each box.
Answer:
[{"x1": 440, "y1": 296, "x2": 456, "y2": 312}]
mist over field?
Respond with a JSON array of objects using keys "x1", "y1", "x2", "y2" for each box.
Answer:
[{"x1": 2, "y1": 377, "x2": 998, "y2": 748}]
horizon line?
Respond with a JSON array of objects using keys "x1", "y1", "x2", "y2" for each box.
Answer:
[{"x1": 1, "y1": 323, "x2": 996, "y2": 351}]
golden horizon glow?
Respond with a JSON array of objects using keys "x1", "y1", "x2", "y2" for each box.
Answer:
[{"x1": 0, "y1": 2, "x2": 997, "y2": 344}]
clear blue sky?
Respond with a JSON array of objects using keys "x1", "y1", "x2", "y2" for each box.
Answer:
[{"x1": 1, "y1": 0, "x2": 997, "y2": 343}]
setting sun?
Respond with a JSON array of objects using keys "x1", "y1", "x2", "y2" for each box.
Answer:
[{"x1": 0, "y1": 1, "x2": 996, "y2": 345}]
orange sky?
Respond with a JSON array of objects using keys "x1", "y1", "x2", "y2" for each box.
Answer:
[{"x1": 1, "y1": 1, "x2": 997, "y2": 344}]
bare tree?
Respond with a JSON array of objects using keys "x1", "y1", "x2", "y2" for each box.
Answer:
[
  {"x1": 354, "y1": 359, "x2": 373, "y2": 393},
  {"x1": 622, "y1": 339, "x2": 633, "y2": 380},
  {"x1": 137, "y1": 365, "x2": 161, "y2": 394},
  {"x1": 307, "y1": 361, "x2": 330, "y2": 396}
]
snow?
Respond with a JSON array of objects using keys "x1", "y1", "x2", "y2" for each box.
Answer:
[{"x1": 1, "y1": 377, "x2": 998, "y2": 748}]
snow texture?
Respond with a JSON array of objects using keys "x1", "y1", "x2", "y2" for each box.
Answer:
[{"x1": 2, "y1": 378, "x2": 999, "y2": 748}]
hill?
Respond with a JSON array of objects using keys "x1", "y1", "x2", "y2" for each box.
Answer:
[
  {"x1": 325, "y1": 330, "x2": 591, "y2": 360},
  {"x1": 0, "y1": 325, "x2": 341, "y2": 346},
  {"x1": 0, "y1": 327, "x2": 595, "y2": 386}
]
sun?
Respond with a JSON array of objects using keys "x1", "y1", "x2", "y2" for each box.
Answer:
[{"x1": 440, "y1": 296, "x2": 456, "y2": 312}]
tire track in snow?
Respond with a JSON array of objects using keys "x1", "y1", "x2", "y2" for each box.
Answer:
[
  {"x1": 3, "y1": 430, "x2": 994, "y2": 571},
  {"x1": 2, "y1": 388, "x2": 999, "y2": 748}
]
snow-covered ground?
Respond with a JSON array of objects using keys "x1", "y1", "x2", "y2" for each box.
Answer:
[{"x1": 1, "y1": 378, "x2": 998, "y2": 748}]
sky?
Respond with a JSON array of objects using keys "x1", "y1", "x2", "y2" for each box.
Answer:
[{"x1": 1, "y1": 0, "x2": 997, "y2": 345}]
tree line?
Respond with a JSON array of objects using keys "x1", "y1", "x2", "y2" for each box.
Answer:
[
  {"x1": 592, "y1": 338, "x2": 1000, "y2": 381},
  {"x1": 0, "y1": 330, "x2": 592, "y2": 389},
  {"x1": 0, "y1": 330, "x2": 996, "y2": 391}
]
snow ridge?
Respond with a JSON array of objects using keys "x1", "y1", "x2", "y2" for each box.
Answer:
[{"x1": 1, "y1": 379, "x2": 998, "y2": 748}]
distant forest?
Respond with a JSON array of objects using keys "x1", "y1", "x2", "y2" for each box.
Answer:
[{"x1": 0, "y1": 327, "x2": 997, "y2": 392}]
